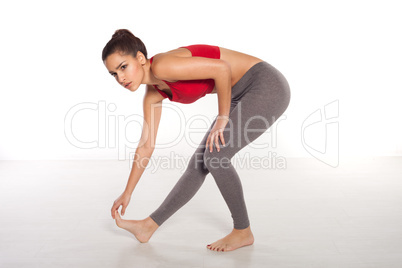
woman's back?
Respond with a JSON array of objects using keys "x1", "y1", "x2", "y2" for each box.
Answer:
[{"x1": 152, "y1": 45, "x2": 263, "y2": 90}]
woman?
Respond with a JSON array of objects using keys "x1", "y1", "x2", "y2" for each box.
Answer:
[{"x1": 103, "y1": 29, "x2": 291, "y2": 252}]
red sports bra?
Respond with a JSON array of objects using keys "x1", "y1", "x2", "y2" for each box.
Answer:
[{"x1": 150, "y1": 44, "x2": 221, "y2": 104}]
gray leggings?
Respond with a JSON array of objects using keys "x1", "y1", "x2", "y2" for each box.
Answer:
[{"x1": 149, "y1": 61, "x2": 291, "y2": 229}]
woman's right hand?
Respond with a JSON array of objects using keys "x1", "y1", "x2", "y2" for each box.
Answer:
[{"x1": 111, "y1": 191, "x2": 131, "y2": 219}]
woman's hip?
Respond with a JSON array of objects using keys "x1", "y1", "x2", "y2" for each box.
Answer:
[{"x1": 231, "y1": 61, "x2": 291, "y2": 113}]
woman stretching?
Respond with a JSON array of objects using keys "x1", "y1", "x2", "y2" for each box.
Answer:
[{"x1": 103, "y1": 29, "x2": 291, "y2": 252}]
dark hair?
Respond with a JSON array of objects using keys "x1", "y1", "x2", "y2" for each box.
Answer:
[{"x1": 102, "y1": 29, "x2": 148, "y2": 61}]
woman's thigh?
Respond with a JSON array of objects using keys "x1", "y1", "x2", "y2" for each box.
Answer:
[
  {"x1": 204, "y1": 63, "x2": 291, "y2": 161},
  {"x1": 187, "y1": 60, "x2": 291, "y2": 170}
]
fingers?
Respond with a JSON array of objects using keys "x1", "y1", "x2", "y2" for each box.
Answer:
[
  {"x1": 206, "y1": 133, "x2": 211, "y2": 152},
  {"x1": 214, "y1": 132, "x2": 220, "y2": 152},
  {"x1": 114, "y1": 210, "x2": 120, "y2": 220},
  {"x1": 111, "y1": 207, "x2": 116, "y2": 219},
  {"x1": 206, "y1": 129, "x2": 225, "y2": 153},
  {"x1": 111, "y1": 203, "x2": 120, "y2": 219},
  {"x1": 208, "y1": 131, "x2": 216, "y2": 152},
  {"x1": 206, "y1": 132, "x2": 214, "y2": 153},
  {"x1": 111, "y1": 206, "x2": 115, "y2": 219},
  {"x1": 209, "y1": 135, "x2": 213, "y2": 152},
  {"x1": 220, "y1": 131, "x2": 225, "y2": 146},
  {"x1": 121, "y1": 206, "x2": 126, "y2": 216}
]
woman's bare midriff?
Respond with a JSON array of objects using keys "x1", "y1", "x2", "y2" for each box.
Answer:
[
  {"x1": 216, "y1": 47, "x2": 264, "y2": 92},
  {"x1": 155, "y1": 46, "x2": 264, "y2": 95}
]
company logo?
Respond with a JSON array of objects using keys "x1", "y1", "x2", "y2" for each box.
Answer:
[{"x1": 301, "y1": 100, "x2": 339, "y2": 167}]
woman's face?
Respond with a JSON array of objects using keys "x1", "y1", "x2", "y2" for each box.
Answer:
[{"x1": 104, "y1": 51, "x2": 145, "y2": 92}]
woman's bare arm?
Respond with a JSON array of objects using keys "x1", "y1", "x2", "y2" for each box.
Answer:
[
  {"x1": 124, "y1": 85, "x2": 165, "y2": 195},
  {"x1": 111, "y1": 85, "x2": 164, "y2": 218}
]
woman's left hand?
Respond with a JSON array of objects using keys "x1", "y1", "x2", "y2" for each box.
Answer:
[{"x1": 206, "y1": 116, "x2": 229, "y2": 152}]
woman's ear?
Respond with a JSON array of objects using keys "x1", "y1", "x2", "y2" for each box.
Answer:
[{"x1": 136, "y1": 51, "x2": 146, "y2": 65}]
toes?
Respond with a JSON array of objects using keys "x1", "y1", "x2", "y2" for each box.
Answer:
[
  {"x1": 207, "y1": 243, "x2": 226, "y2": 252},
  {"x1": 210, "y1": 245, "x2": 225, "y2": 252},
  {"x1": 114, "y1": 211, "x2": 122, "y2": 226},
  {"x1": 115, "y1": 210, "x2": 120, "y2": 219}
]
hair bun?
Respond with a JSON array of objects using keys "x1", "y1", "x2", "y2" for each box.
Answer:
[
  {"x1": 102, "y1": 28, "x2": 148, "y2": 61},
  {"x1": 112, "y1": 29, "x2": 133, "y2": 39}
]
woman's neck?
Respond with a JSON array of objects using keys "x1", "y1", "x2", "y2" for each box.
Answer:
[{"x1": 142, "y1": 59, "x2": 164, "y2": 86}]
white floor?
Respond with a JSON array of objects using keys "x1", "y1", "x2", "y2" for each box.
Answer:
[{"x1": 1, "y1": 157, "x2": 402, "y2": 268}]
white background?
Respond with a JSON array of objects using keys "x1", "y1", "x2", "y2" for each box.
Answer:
[{"x1": 0, "y1": 0, "x2": 401, "y2": 161}]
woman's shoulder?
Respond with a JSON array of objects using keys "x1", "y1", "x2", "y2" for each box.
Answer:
[
  {"x1": 152, "y1": 44, "x2": 220, "y2": 60},
  {"x1": 152, "y1": 47, "x2": 192, "y2": 62},
  {"x1": 150, "y1": 48, "x2": 192, "y2": 80}
]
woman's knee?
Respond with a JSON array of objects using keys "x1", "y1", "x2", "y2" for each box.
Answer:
[
  {"x1": 203, "y1": 149, "x2": 232, "y2": 172},
  {"x1": 185, "y1": 151, "x2": 209, "y2": 175}
]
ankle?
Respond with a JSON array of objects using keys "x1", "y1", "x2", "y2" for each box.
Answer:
[
  {"x1": 233, "y1": 226, "x2": 252, "y2": 233},
  {"x1": 144, "y1": 217, "x2": 159, "y2": 230}
]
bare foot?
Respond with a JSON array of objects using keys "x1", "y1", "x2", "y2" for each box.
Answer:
[
  {"x1": 114, "y1": 210, "x2": 159, "y2": 243},
  {"x1": 206, "y1": 226, "x2": 254, "y2": 252}
]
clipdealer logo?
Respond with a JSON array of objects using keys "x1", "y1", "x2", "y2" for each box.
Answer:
[
  {"x1": 301, "y1": 100, "x2": 339, "y2": 167},
  {"x1": 64, "y1": 100, "x2": 288, "y2": 164}
]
